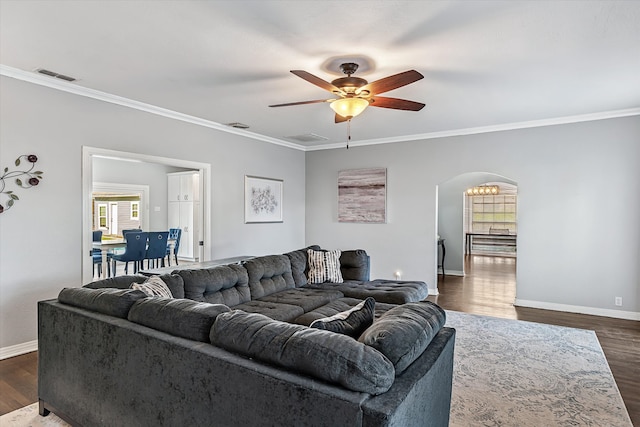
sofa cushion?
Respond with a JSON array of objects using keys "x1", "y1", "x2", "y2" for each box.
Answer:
[
  {"x1": 358, "y1": 301, "x2": 446, "y2": 375},
  {"x1": 307, "y1": 249, "x2": 343, "y2": 283},
  {"x1": 84, "y1": 274, "x2": 185, "y2": 299},
  {"x1": 283, "y1": 245, "x2": 321, "y2": 287},
  {"x1": 243, "y1": 255, "x2": 296, "y2": 299},
  {"x1": 310, "y1": 297, "x2": 375, "y2": 338},
  {"x1": 210, "y1": 310, "x2": 395, "y2": 395},
  {"x1": 340, "y1": 250, "x2": 370, "y2": 282},
  {"x1": 257, "y1": 288, "x2": 344, "y2": 313},
  {"x1": 58, "y1": 287, "x2": 147, "y2": 319},
  {"x1": 177, "y1": 264, "x2": 250, "y2": 306},
  {"x1": 128, "y1": 298, "x2": 230, "y2": 342},
  {"x1": 233, "y1": 300, "x2": 304, "y2": 322},
  {"x1": 131, "y1": 276, "x2": 173, "y2": 298},
  {"x1": 293, "y1": 297, "x2": 397, "y2": 326},
  {"x1": 306, "y1": 279, "x2": 429, "y2": 305}
]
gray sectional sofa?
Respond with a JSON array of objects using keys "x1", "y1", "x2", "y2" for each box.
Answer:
[{"x1": 38, "y1": 247, "x2": 455, "y2": 427}]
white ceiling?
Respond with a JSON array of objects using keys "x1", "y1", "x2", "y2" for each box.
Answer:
[{"x1": 2, "y1": 0, "x2": 639, "y2": 149}]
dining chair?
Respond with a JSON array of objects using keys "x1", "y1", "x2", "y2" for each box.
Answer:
[
  {"x1": 92, "y1": 230, "x2": 104, "y2": 277},
  {"x1": 110, "y1": 232, "x2": 148, "y2": 276},
  {"x1": 166, "y1": 228, "x2": 182, "y2": 266},
  {"x1": 144, "y1": 231, "x2": 169, "y2": 269}
]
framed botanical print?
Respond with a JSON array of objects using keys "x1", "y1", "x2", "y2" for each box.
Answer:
[{"x1": 244, "y1": 175, "x2": 283, "y2": 223}]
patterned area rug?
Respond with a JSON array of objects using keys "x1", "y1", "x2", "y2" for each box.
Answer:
[
  {"x1": 0, "y1": 403, "x2": 68, "y2": 426},
  {"x1": 1, "y1": 312, "x2": 632, "y2": 426},
  {"x1": 445, "y1": 311, "x2": 632, "y2": 426}
]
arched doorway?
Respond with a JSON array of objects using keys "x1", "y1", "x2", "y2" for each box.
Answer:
[{"x1": 437, "y1": 172, "x2": 518, "y2": 277}]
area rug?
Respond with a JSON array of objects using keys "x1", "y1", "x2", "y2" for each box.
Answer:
[
  {"x1": 445, "y1": 310, "x2": 633, "y2": 426},
  {"x1": 1, "y1": 312, "x2": 632, "y2": 426},
  {"x1": 0, "y1": 403, "x2": 68, "y2": 426}
]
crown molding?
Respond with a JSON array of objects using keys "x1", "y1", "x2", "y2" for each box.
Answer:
[
  {"x1": 0, "y1": 64, "x2": 305, "y2": 151},
  {"x1": 3, "y1": 64, "x2": 639, "y2": 153},
  {"x1": 305, "y1": 107, "x2": 640, "y2": 151}
]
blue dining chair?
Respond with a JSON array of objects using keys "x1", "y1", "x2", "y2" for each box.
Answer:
[
  {"x1": 166, "y1": 228, "x2": 181, "y2": 266},
  {"x1": 92, "y1": 230, "x2": 104, "y2": 277},
  {"x1": 144, "y1": 231, "x2": 169, "y2": 269},
  {"x1": 110, "y1": 232, "x2": 148, "y2": 276}
]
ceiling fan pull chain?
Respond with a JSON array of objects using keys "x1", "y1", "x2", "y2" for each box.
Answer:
[{"x1": 347, "y1": 119, "x2": 351, "y2": 149}]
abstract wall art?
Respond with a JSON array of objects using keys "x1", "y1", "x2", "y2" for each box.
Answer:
[{"x1": 338, "y1": 167, "x2": 386, "y2": 223}]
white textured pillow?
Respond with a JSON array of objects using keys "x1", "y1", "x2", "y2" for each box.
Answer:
[
  {"x1": 307, "y1": 249, "x2": 343, "y2": 284},
  {"x1": 131, "y1": 276, "x2": 173, "y2": 298}
]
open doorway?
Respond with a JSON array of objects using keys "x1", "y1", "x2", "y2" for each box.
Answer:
[
  {"x1": 92, "y1": 182, "x2": 150, "y2": 237},
  {"x1": 437, "y1": 172, "x2": 518, "y2": 282},
  {"x1": 81, "y1": 147, "x2": 211, "y2": 283}
]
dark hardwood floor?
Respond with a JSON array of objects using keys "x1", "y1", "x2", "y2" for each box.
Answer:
[
  {"x1": 427, "y1": 254, "x2": 640, "y2": 426},
  {"x1": 1, "y1": 254, "x2": 638, "y2": 424}
]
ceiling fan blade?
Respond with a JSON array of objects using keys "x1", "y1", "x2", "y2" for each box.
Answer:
[
  {"x1": 358, "y1": 70, "x2": 424, "y2": 95},
  {"x1": 335, "y1": 113, "x2": 349, "y2": 123},
  {"x1": 269, "y1": 99, "x2": 331, "y2": 107},
  {"x1": 291, "y1": 70, "x2": 345, "y2": 95},
  {"x1": 370, "y1": 96, "x2": 425, "y2": 111}
]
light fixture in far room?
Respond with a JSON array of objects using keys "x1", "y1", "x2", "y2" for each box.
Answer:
[
  {"x1": 329, "y1": 97, "x2": 370, "y2": 119},
  {"x1": 466, "y1": 185, "x2": 500, "y2": 196}
]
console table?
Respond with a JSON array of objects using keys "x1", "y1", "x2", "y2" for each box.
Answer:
[{"x1": 438, "y1": 238, "x2": 446, "y2": 278}]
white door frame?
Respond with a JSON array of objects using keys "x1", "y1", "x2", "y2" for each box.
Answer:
[{"x1": 82, "y1": 146, "x2": 212, "y2": 283}]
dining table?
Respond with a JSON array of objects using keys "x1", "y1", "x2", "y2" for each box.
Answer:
[{"x1": 92, "y1": 236, "x2": 176, "y2": 276}]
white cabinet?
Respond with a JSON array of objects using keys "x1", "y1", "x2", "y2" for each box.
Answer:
[
  {"x1": 168, "y1": 172, "x2": 199, "y2": 202},
  {"x1": 167, "y1": 172, "x2": 201, "y2": 261}
]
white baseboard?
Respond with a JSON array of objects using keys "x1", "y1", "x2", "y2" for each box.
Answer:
[
  {"x1": 0, "y1": 340, "x2": 38, "y2": 360},
  {"x1": 514, "y1": 299, "x2": 640, "y2": 321}
]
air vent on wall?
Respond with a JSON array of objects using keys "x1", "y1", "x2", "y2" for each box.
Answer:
[
  {"x1": 36, "y1": 68, "x2": 77, "y2": 82},
  {"x1": 284, "y1": 133, "x2": 329, "y2": 144},
  {"x1": 225, "y1": 122, "x2": 250, "y2": 129}
]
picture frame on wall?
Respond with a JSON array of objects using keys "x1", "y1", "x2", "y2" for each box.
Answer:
[
  {"x1": 244, "y1": 175, "x2": 283, "y2": 223},
  {"x1": 338, "y1": 167, "x2": 387, "y2": 223}
]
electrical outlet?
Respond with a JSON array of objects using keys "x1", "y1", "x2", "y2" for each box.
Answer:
[
  {"x1": 615, "y1": 297, "x2": 623, "y2": 307},
  {"x1": 394, "y1": 271, "x2": 402, "y2": 280}
]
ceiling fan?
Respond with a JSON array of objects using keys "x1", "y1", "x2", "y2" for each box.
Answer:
[{"x1": 269, "y1": 63, "x2": 425, "y2": 123}]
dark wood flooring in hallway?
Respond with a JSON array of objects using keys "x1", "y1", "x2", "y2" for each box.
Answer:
[
  {"x1": 426, "y1": 254, "x2": 640, "y2": 426},
  {"x1": 1, "y1": 254, "x2": 639, "y2": 425}
]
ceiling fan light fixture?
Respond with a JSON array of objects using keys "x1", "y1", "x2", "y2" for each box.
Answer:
[{"x1": 330, "y1": 97, "x2": 369, "y2": 119}]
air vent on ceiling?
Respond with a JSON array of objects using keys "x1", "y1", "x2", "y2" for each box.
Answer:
[
  {"x1": 285, "y1": 133, "x2": 329, "y2": 144},
  {"x1": 36, "y1": 68, "x2": 77, "y2": 82},
  {"x1": 225, "y1": 122, "x2": 250, "y2": 129}
]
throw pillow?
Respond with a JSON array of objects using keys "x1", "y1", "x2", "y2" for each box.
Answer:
[
  {"x1": 310, "y1": 297, "x2": 375, "y2": 338},
  {"x1": 131, "y1": 275, "x2": 173, "y2": 298},
  {"x1": 307, "y1": 249, "x2": 343, "y2": 284}
]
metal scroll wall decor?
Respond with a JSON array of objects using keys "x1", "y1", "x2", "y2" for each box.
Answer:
[{"x1": 0, "y1": 154, "x2": 44, "y2": 214}]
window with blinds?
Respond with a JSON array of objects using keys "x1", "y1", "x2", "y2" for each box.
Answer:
[{"x1": 469, "y1": 194, "x2": 517, "y2": 234}]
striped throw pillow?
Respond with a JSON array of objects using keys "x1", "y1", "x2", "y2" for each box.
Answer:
[
  {"x1": 307, "y1": 249, "x2": 343, "y2": 284},
  {"x1": 131, "y1": 276, "x2": 174, "y2": 298}
]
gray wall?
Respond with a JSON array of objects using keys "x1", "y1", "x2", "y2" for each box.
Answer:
[
  {"x1": 0, "y1": 76, "x2": 305, "y2": 350},
  {"x1": 306, "y1": 116, "x2": 640, "y2": 317}
]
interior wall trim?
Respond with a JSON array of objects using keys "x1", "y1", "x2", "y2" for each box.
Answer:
[
  {"x1": 515, "y1": 299, "x2": 640, "y2": 321},
  {"x1": 0, "y1": 64, "x2": 303, "y2": 151},
  {"x1": 0, "y1": 340, "x2": 37, "y2": 360},
  {"x1": 307, "y1": 107, "x2": 640, "y2": 151},
  {"x1": 3, "y1": 64, "x2": 639, "y2": 153}
]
